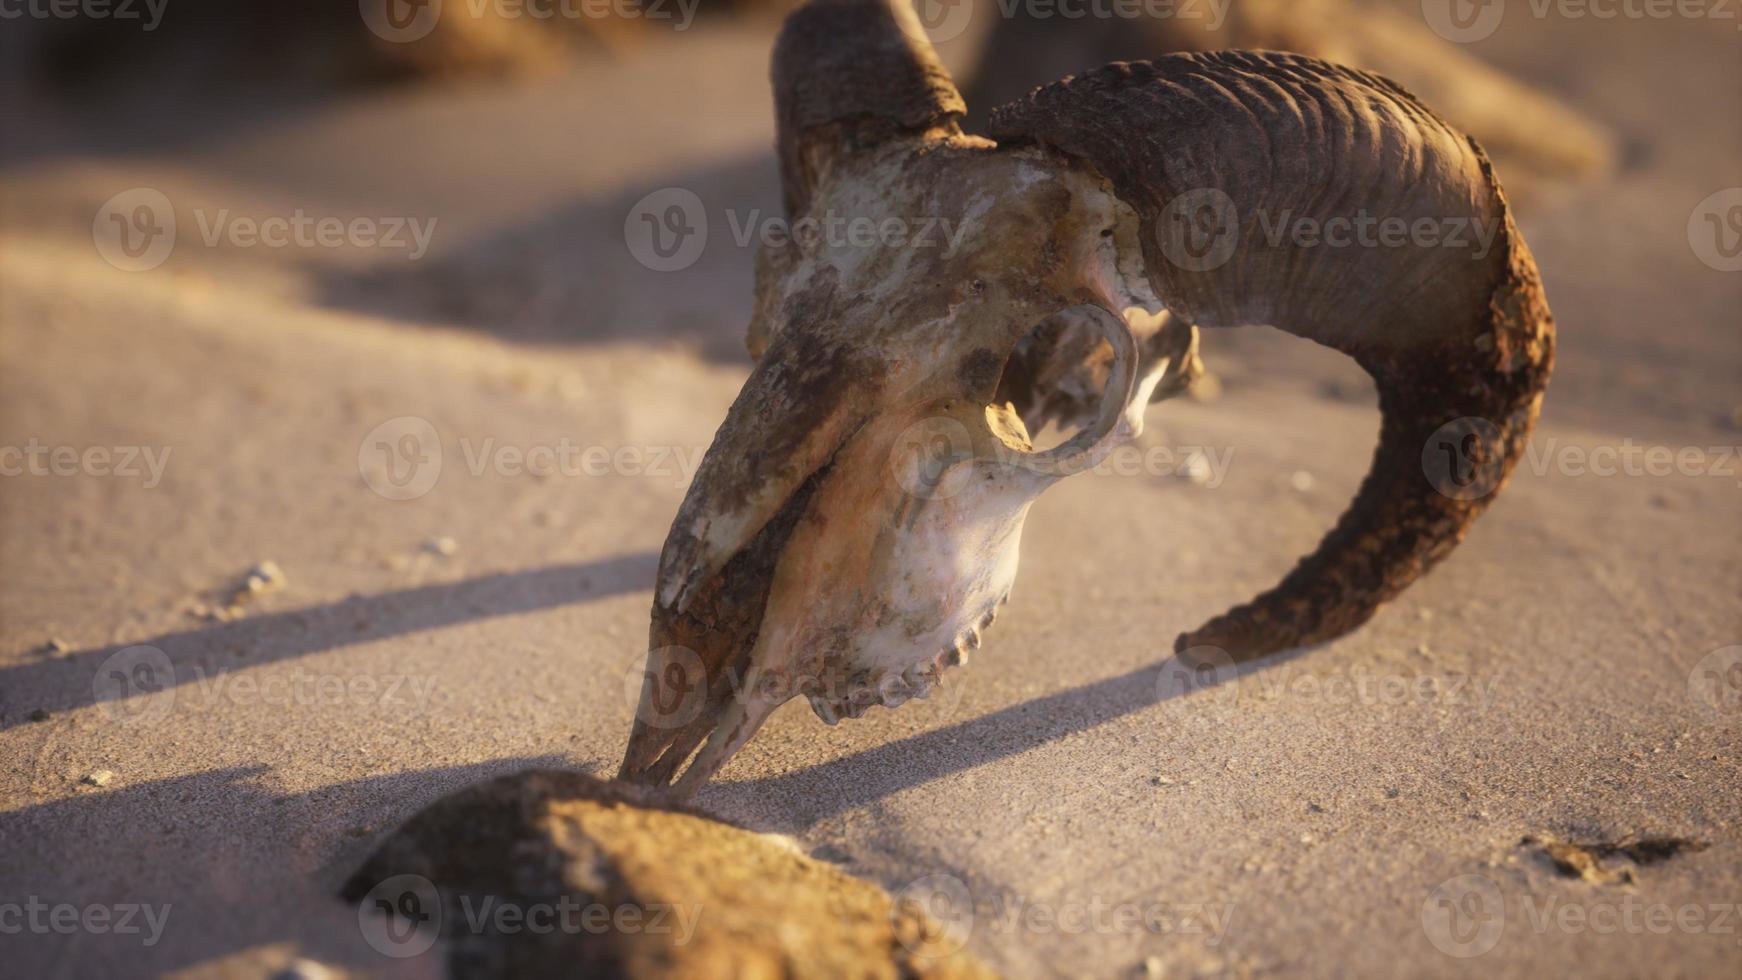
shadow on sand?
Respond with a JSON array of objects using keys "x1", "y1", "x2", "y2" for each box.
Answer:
[{"x1": 0, "y1": 551, "x2": 658, "y2": 733}]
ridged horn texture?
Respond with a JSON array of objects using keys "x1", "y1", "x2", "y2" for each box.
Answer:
[
  {"x1": 989, "y1": 52, "x2": 1554, "y2": 661},
  {"x1": 772, "y1": 0, "x2": 964, "y2": 216}
]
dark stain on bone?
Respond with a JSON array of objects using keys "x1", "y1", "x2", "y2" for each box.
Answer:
[
  {"x1": 960, "y1": 347, "x2": 1003, "y2": 391},
  {"x1": 1522, "y1": 834, "x2": 1710, "y2": 884}
]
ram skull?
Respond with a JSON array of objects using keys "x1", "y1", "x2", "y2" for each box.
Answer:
[{"x1": 619, "y1": 0, "x2": 1554, "y2": 798}]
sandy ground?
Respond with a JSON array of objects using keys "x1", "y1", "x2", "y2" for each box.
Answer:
[{"x1": 2, "y1": 6, "x2": 1739, "y2": 978}]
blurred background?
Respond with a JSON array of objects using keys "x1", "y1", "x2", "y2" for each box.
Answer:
[{"x1": 1, "y1": 2, "x2": 1738, "y2": 977}]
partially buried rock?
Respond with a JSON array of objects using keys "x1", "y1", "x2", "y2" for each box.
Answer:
[{"x1": 343, "y1": 770, "x2": 991, "y2": 979}]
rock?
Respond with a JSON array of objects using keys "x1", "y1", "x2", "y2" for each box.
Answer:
[
  {"x1": 81, "y1": 770, "x2": 115, "y2": 787},
  {"x1": 343, "y1": 770, "x2": 993, "y2": 979},
  {"x1": 424, "y1": 536, "x2": 459, "y2": 557},
  {"x1": 228, "y1": 560, "x2": 287, "y2": 608},
  {"x1": 28, "y1": 708, "x2": 49, "y2": 723}
]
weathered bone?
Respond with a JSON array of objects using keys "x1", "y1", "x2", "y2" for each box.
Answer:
[{"x1": 620, "y1": 1, "x2": 1553, "y2": 796}]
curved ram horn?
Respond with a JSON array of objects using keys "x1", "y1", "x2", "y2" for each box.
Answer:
[
  {"x1": 988, "y1": 52, "x2": 1554, "y2": 661},
  {"x1": 772, "y1": 0, "x2": 965, "y2": 216}
]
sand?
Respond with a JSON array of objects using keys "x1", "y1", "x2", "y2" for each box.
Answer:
[{"x1": 1, "y1": 6, "x2": 1739, "y2": 978}]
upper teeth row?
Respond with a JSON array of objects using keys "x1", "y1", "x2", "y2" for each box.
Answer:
[{"x1": 806, "y1": 601, "x2": 1003, "y2": 725}]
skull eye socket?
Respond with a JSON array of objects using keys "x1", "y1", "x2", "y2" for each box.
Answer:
[{"x1": 995, "y1": 308, "x2": 1127, "y2": 447}]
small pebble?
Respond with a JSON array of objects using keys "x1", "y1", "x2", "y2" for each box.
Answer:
[
  {"x1": 425, "y1": 536, "x2": 458, "y2": 557},
  {"x1": 1182, "y1": 453, "x2": 1213, "y2": 485},
  {"x1": 81, "y1": 770, "x2": 115, "y2": 787},
  {"x1": 1289, "y1": 470, "x2": 1314, "y2": 492},
  {"x1": 28, "y1": 708, "x2": 50, "y2": 722},
  {"x1": 229, "y1": 560, "x2": 287, "y2": 607}
]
